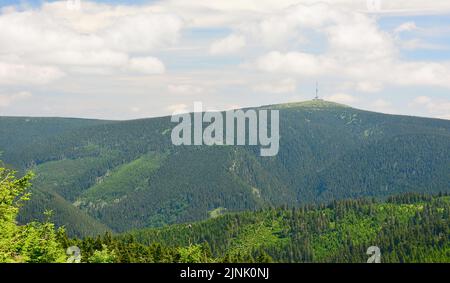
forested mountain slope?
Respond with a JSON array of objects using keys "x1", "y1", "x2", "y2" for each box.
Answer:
[
  {"x1": 0, "y1": 100, "x2": 449, "y2": 236},
  {"x1": 0, "y1": 117, "x2": 112, "y2": 164},
  {"x1": 109, "y1": 193, "x2": 448, "y2": 263}
]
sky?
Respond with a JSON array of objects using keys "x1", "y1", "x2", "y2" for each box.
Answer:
[{"x1": 0, "y1": 0, "x2": 449, "y2": 120}]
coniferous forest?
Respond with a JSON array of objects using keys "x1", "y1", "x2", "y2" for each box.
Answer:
[
  {"x1": 0, "y1": 101, "x2": 449, "y2": 263},
  {"x1": 1, "y1": 165, "x2": 449, "y2": 263}
]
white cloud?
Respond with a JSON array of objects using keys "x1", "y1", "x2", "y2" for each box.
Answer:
[
  {"x1": 209, "y1": 34, "x2": 246, "y2": 55},
  {"x1": 42, "y1": 50, "x2": 130, "y2": 67},
  {"x1": 255, "y1": 51, "x2": 337, "y2": 76},
  {"x1": 235, "y1": 3, "x2": 344, "y2": 48},
  {"x1": 325, "y1": 93, "x2": 357, "y2": 104},
  {"x1": 253, "y1": 78, "x2": 297, "y2": 93},
  {"x1": 0, "y1": 91, "x2": 32, "y2": 107},
  {"x1": 103, "y1": 13, "x2": 182, "y2": 53},
  {"x1": 392, "y1": 62, "x2": 450, "y2": 88},
  {"x1": 250, "y1": 4, "x2": 450, "y2": 91},
  {"x1": 0, "y1": 1, "x2": 449, "y2": 119},
  {"x1": 0, "y1": 1, "x2": 179, "y2": 84},
  {"x1": 355, "y1": 82, "x2": 383, "y2": 93},
  {"x1": 410, "y1": 96, "x2": 450, "y2": 119},
  {"x1": 394, "y1": 22, "x2": 418, "y2": 34},
  {"x1": 325, "y1": 16, "x2": 396, "y2": 62},
  {"x1": 394, "y1": 22, "x2": 448, "y2": 51},
  {"x1": 128, "y1": 57, "x2": 166, "y2": 75},
  {"x1": 159, "y1": 0, "x2": 450, "y2": 28},
  {"x1": 0, "y1": 62, "x2": 64, "y2": 85},
  {"x1": 250, "y1": 4, "x2": 394, "y2": 80}
]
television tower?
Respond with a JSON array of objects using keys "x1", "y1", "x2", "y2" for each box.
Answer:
[{"x1": 315, "y1": 82, "x2": 319, "y2": 100}]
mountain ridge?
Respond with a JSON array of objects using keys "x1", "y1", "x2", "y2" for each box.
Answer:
[
  {"x1": 0, "y1": 100, "x2": 449, "y2": 236},
  {"x1": 2, "y1": 99, "x2": 448, "y2": 122}
]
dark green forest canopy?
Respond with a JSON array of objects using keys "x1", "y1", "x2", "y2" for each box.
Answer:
[
  {"x1": 0, "y1": 100, "x2": 449, "y2": 236},
  {"x1": 86, "y1": 193, "x2": 450, "y2": 263}
]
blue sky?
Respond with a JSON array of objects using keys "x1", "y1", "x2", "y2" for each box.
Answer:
[{"x1": 0, "y1": 0, "x2": 449, "y2": 119}]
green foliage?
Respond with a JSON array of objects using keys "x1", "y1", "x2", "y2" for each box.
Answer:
[
  {"x1": 20, "y1": 191, "x2": 446, "y2": 263},
  {"x1": 0, "y1": 167, "x2": 66, "y2": 262},
  {"x1": 0, "y1": 167, "x2": 32, "y2": 262},
  {"x1": 15, "y1": 221, "x2": 67, "y2": 263},
  {"x1": 80, "y1": 152, "x2": 166, "y2": 206},
  {"x1": 123, "y1": 194, "x2": 449, "y2": 263},
  {"x1": 87, "y1": 244, "x2": 117, "y2": 263},
  {"x1": 178, "y1": 244, "x2": 213, "y2": 263}
]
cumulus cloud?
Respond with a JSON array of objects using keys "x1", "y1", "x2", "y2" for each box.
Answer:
[
  {"x1": 209, "y1": 34, "x2": 246, "y2": 55},
  {"x1": 103, "y1": 13, "x2": 182, "y2": 53},
  {"x1": 255, "y1": 51, "x2": 337, "y2": 76},
  {"x1": 0, "y1": 62, "x2": 64, "y2": 85},
  {"x1": 1, "y1": 0, "x2": 449, "y2": 119},
  {"x1": 0, "y1": 1, "x2": 180, "y2": 82},
  {"x1": 250, "y1": 4, "x2": 395, "y2": 81},
  {"x1": 250, "y1": 4, "x2": 450, "y2": 91}
]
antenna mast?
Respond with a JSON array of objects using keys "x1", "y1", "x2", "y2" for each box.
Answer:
[{"x1": 315, "y1": 82, "x2": 319, "y2": 100}]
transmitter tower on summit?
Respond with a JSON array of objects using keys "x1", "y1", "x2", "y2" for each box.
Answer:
[{"x1": 314, "y1": 82, "x2": 319, "y2": 100}]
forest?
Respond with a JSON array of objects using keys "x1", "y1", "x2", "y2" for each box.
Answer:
[
  {"x1": 0, "y1": 101, "x2": 448, "y2": 237},
  {"x1": 1, "y1": 165, "x2": 448, "y2": 263}
]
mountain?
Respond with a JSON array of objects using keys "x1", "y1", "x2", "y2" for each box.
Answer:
[{"x1": 0, "y1": 100, "x2": 449, "y2": 236}]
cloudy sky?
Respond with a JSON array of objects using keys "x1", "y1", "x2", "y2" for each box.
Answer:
[{"x1": 0, "y1": 0, "x2": 449, "y2": 120}]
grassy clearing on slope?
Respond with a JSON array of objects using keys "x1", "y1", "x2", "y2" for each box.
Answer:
[
  {"x1": 80, "y1": 152, "x2": 166, "y2": 203},
  {"x1": 34, "y1": 152, "x2": 121, "y2": 201}
]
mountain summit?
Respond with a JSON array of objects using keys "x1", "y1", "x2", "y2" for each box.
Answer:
[{"x1": 264, "y1": 99, "x2": 350, "y2": 110}]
